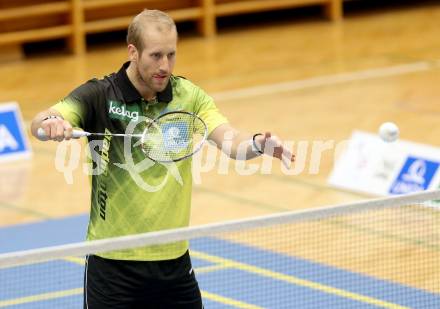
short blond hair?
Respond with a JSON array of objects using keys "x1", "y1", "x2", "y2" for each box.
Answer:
[{"x1": 127, "y1": 9, "x2": 177, "y2": 52}]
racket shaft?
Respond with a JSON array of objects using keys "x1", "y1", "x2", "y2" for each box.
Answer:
[
  {"x1": 37, "y1": 128, "x2": 141, "y2": 139},
  {"x1": 37, "y1": 128, "x2": 88, "y2": 139}
]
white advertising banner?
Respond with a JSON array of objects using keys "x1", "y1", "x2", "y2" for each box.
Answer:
[{"x1": 328, "y1": 131, "x2": 440, "y2": 196}]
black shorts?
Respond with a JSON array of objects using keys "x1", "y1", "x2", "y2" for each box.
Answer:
[{"x1": 84, "y1": 251, "x2": 203, "y2": 309}]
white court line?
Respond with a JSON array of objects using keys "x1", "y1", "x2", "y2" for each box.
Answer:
[{"x1": 211, "y1": 61, "x2": 437, "y2": 102}]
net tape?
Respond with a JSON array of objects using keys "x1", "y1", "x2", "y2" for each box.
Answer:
[{"x1": 1, "y1": 189, "x2": 440, "y2": 269}]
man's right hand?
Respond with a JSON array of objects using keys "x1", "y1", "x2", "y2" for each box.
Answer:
[{"x1": 39, "y1": 116, "x2": 73, "y2": 141}]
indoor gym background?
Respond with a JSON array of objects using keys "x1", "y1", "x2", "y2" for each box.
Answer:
[{"x1": 1, "y1": 0, "x2": 440, "y2": 308}]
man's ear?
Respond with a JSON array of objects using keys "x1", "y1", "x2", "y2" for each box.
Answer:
[{"x1": 128, "y1": 44, "x2": 138, "y2": 62}]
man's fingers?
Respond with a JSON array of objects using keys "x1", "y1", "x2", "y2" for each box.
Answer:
[
  {"x1": 281, "y1": 149, "x2": 295, "y2": 168},
  {"x1": 63, "y1": 121, "x2": 73, "y2": 140},
  {"x1": 42, "y1": 125, "x2": 51, "y2": 138},
  {"x1": 49, "y1": 122, "x2": 58, "y2": 139},
  {"x1": 281, "y1": 155, "x2": 290, "y2": 169},
  {"x1": 55, "y1": 122, "x2": 64, "y2": 141},
  {"x1": 259, "y1": 132, "x2": 296, "y2": 167},
  {"x1": 41, "y1": 118, "x2": 70, "y2": 142}
]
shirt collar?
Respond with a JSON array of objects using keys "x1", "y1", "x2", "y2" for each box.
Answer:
[{"x1": 115, "y1": 62, "x2": 173, "y2": 104}]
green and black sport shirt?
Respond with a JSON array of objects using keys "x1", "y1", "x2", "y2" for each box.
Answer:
[{"x1": 52, "y1": 62, "x2": 228, "y2": 261}]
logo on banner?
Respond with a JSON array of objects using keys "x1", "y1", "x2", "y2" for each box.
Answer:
[
  {"x1": 0, "y1": 124, "x2": 19, "y2": 151},
  {"x1": 389, "y1": 156, "x2": 440, "y2": 194},
  {"x1": 0, "y1": 103, "x2": 31, "y2": 162}
]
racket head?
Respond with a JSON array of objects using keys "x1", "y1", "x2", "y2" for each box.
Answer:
[{"x1": 140, "y1": 111, "x2": 208, "y2": 162}]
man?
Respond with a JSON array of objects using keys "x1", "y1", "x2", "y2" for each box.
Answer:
[{"x1": 31, "y1": 9, "x2": 294, "y2": 309}]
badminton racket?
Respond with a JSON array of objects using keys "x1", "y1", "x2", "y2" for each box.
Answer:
[{"x1": 37, "y1": 111, "x2": 208, "y2": 163}]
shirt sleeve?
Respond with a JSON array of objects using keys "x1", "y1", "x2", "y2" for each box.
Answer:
[
  {"x1": 193, "y1": 86, "x2": 228, "y2": 135},
  {"x1": 51, "y1": 79, "x2": 99, "y2": 129}
]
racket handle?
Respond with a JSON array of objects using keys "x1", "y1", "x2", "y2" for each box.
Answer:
[{"x1": 37, "y1": 128, "x2": 89, "y2": 140}]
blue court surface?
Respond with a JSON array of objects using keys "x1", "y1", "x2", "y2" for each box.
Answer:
[{"x1": 1, "y1": 215, "x2": 440, "y2": 308}]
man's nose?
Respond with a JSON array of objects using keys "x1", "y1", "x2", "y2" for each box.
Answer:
[{"x1": 159, "y1": 55, "x2": 170, "y2": 73}]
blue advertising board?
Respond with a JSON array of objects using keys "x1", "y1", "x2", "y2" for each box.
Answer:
[{"x1": 0, "y1": 102, "x2": 32, "y2": 162}]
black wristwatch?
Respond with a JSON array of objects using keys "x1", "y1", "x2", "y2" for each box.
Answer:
[
  {"x1": 252, "y1": 133, "x2": 264, "y2": 155},
  {"x1": 43, "y1": 115, "x2": 63, "y2": 121}
]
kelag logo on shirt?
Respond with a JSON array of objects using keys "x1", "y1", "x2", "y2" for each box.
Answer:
[
  {"x1": 389, "y1": 156, "x2": 440, "y2": 194},
  {"x1": 108, "y1": 100, "x2": 140, "y2": 122}
]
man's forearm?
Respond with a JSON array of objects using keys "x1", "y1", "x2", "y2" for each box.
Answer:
[{"x1": 209, "y1": 125, "x2": 262, "y2": 160}]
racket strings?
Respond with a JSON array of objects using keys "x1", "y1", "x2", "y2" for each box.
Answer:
[{"x1": 140, "y1": 113, "x2": 206, "y2": 162}]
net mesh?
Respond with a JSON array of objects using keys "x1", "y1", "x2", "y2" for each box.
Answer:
[{"x1": 1, "y1": 191, "x2": 440, "y2": 308}]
